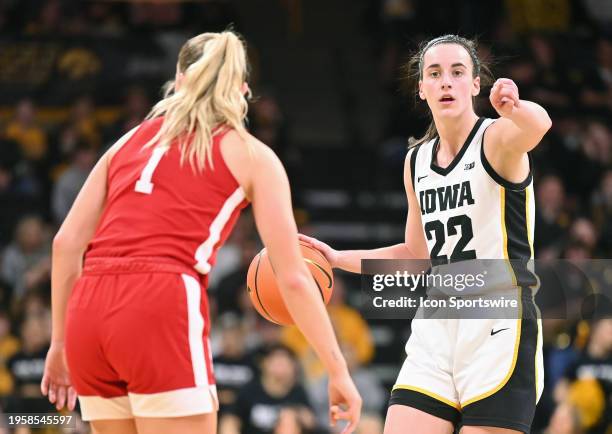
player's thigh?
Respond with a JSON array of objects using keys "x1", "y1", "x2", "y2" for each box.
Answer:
[
  {"x1": 91, "y1": 418, "x2": 138, "y2": 434},
  {"x1": 384, "y1": 405, "x2": 454, "y2": 434},
  {"x1": 460, "y1": 427, "x2": 522, "y2": 434},
  {"x1": 135, "y1": 413, "x2": 217, "y2": 434}
]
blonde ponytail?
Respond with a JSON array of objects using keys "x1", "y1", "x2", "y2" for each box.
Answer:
[{"x1": 144, "y1": 31, "x2": 250, "y2": 170}]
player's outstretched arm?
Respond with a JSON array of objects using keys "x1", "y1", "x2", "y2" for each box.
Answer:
[
  {"x1": 41, "y1": 127, "x2": 136, "y2": 412},
  {"x1": 484, "y1": 78, "x2": 552, "y2": 183},
  {"x1": 223, "y1": 132, "x2": 362, "y2": 432},
  {"x1": 299, "y1": 150, "x2": 430, "y2": 274}
]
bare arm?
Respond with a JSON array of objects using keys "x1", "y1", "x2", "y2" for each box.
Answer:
[
  {"x1": 42, "y1": 127, "x2": 137, "y2": 411},
  {"x1": 249, "y1": 145, "x2": 348, "y2": 375},
  {"x1": 51, "y1": 128, "x2": 136, "y2": 342},
  {"x1": 485, "y1": 78, "x2": 552, "y2": 184},
  {"x1": 222, "y1": 132, "x2": 361, "y2": 431},
  {"x1": 304, "y1": 150, "x2": 430, "y2": 274}
]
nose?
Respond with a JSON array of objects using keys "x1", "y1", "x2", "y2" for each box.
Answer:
[{"x1": 441, "y1": 72, "x2": 452, "y2": 89}]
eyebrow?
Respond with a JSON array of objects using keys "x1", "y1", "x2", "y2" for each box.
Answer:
[{"x1": 425, "y1": 63, "x2": 468, "y2": 69}]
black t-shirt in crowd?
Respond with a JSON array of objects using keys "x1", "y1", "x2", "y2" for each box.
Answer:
[
  {"x1": 8, "y1": 347, "x2": 47, "y2": 390},
  {"x1": 214, "y1": 354, "x2": 257, "y2": 415},
  {"x1": 6, "y1": 346, "x2": 57, "y2": 413},
  {"x1": 228, "y1": 378, "x2": 312, "y2": 434}
]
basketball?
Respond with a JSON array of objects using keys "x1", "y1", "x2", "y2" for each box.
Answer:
[{"x1": 246, "y1": 241, "x2": 334, "y2": 325}]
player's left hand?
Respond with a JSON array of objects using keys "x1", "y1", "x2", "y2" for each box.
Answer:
[
  {"x1": 490, "y1": 78, "x2": 520, "y2": 118},
  {"x1": 41, "y1": 341, "x2": 77, "y2": 411}
]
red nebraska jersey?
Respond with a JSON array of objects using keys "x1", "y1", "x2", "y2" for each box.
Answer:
[{"x1": 86, "y1": 117, "x2": 249, "y2": 285}]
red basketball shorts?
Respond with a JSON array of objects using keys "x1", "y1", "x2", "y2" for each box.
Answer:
[{"x1": 65, "y1": 257, "x2": 217, "y2": 421}]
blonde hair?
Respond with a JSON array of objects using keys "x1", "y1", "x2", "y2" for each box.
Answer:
[{"x1": 144, "y1": 31, "x2": 250, "y2": 170}]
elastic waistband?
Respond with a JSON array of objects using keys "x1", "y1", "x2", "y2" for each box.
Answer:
[{"x1": 83, "y1": 256, "x2": 198, "y2": 278}]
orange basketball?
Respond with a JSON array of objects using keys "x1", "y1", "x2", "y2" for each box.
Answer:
[{"x1": 246, "y1": 241, "x2": 334, "y2": 325}]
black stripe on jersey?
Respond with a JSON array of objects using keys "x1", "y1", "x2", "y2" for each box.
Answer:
[
  {"x1": 505, "y1": 189, "x2": 537, "y2": 287},
  {"x1": 409, "y1": 144, "x2": 420, "y2": 191},
  {"x1": 430, "y1": 117, "x2": 484, "y2": 176},
  {"x1": 480, "y1": 128, "x2": 533, "y2": 191}
]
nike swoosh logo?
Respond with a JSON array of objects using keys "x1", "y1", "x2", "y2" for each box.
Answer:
[
  {"x1": 490, "y1": 328, "x2": 510, "y2": 336},
  {"x1": 417, "y1": 175, "x2": 428, "y2": 182}
]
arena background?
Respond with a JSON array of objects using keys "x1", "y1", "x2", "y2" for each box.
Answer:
[{"x1": 0, "y1": 0, "x2": 610, "y2": 433}]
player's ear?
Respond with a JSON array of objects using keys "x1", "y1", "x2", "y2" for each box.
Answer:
[
  {"x1": 418, "y1": 80, "x2": 425, "y2": 100},
  {"x1": 241, "y1": 82, "x2": 251, "y2": 96},
  {"x1": 472, "y1": 76, "x2": 481, "y2": 97}
]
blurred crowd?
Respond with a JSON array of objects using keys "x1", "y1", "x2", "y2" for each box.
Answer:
[{"x1": 0, "y1": 0, "x2": 610, "y2": 433}]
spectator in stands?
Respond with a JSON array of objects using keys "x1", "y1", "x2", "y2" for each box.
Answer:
[
  {"x1": 15, "y1": 290, "x2": 51, "y2": 326},
  {"x1": 213, "y1": 313, "x2": 257, "y2": 417},
  {"x1": 68, "y1": 95, "x2": 102, "y2": 150},
  {"x1": 250, "y1": 93, "x2": 287, "y2": 153},
  {"x1": 51, "y1": 141, "x2": 96, "y2": 224},
  {"x1": 4, "y1": 99, "x2": 47, "y2": 164},
  {"x1": 6, "y1": 317, "x2": 52, "y2": 413},
  {"x1": 0, "y1": 139, "x2": 36, "y2": 246},
  {"x1": 86, "y1": 2, "x2": 126, "y2": 36},
  {"x1": 568, "y1": 218, "x2": 599, "y2": 255},
  {"x1": 580, "y1": 0, "x2": 612, "y2": 33},
  {"x1": 219, "y1": 344, "x2": 315, "y2": 434},
  {"x1": 579, "y1": 37, "x2": 612, "y2": 116},
  {"x1": 0, "y1": 309, "x2": 19, "y2": 397},
  {"x1": 592, "y1": 170, "x2": 612, "y2": 254},
  {"x1": 582, "y1": 121, "x2": 611, "y2": 168},
  {"x1": 0, "y1": 215, "x2": 50, "y2": 300},
  {"x1": 283, "y1": 276, "x2": 374, "y2": 380},
  {"x1": 24, "y1": 0, "x2": 62, "y2": 35},
  {"x1": 556, "y1": 318, "x2": 612, "y2": 433},
  {"x1": 526, "y1": 35, "x2": 572, "y2": 112},
  {"x1": 106, "y1": 86, "x2": 152, "y2": 144},
  {"x1": 535, "y1": 174, "x2": 569, "y2": 257}
]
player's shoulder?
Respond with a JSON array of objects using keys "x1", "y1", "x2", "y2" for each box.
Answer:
[
  {"x1": 220, "y1": 129, "x2": 284, "y2": 194},
  {"x1": 221, "y1": 129, "x2": 277, "y2": 163}
]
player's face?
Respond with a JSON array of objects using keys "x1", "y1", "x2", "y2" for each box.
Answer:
[{"x1": 419, "y1": 43, "x2": 480, "y2": 119}]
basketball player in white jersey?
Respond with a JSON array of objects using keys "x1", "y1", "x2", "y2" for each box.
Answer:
[{"x1": 300, "y1": 35, "x2": 551, "y2": 433}]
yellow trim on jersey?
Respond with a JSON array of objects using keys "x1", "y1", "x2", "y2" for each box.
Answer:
[
  {"x1": 526, "y1": 185, "x2": 542, "y2": 290},
  {"x1": 462, "y1": 288, "x2": 523, "y2": 408},
  {"x1": 501, "y1": 187, "x2": 508, "y2": 258},
  {"x1": 392, "y1": 385, "x2": 461, "y2": 410}
]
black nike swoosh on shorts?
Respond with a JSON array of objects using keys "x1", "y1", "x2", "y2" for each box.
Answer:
[{"x1": 490, "y1": 328, "x2": 510, "y2": 336}]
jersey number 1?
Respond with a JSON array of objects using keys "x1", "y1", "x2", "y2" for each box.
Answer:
[
  {"x1": 135, "y1": 148, "x2": 166, "y2": 194},
  {"x1": 425, "y1": 215, "x2": 476, "y2": 264}
]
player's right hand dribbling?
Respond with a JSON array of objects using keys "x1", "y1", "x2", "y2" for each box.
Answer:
[
  {"x1": 328, "y1": 370, "x2": 362, "y2": 433},
  {"x1": 298, "y1": 234, "x2": 340, "y2": 268}
]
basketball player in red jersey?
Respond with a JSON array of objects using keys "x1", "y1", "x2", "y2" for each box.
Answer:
[{"x1": 41, "y1": 31, "x2": 361, "y2": 434}]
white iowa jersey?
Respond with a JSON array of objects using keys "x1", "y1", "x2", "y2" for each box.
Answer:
[{"x1": 409, "y1": 117, "x2": 535, "y2": 265}]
